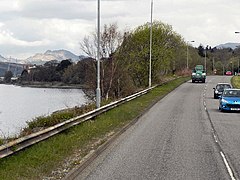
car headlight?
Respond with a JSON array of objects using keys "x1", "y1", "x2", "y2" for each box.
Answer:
[
  {"x1": 192, "y1": 73, "x2": 196, "y2": 76},
  {"x1": 215, "y1": 90, "x2": 218, "y2": 93},
  {"x1": 221, "y1": 99, "x2": 228, "y2": 103},
  {"x1": 202, "y1": 73, "x2": 206, "y2": 76}
]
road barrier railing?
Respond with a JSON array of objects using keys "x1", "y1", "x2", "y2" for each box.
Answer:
[{"x1": 0, "y1": 85, "x2": 158, "y2": 159}]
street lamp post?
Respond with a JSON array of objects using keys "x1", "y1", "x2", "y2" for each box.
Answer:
[
  {"x1": 238, "y1": 58, "x2": 240, "y2": 75},
  {"x1": 204, "y1": 46, "x2": 208, "y2": 73},
  {"x1": 149, "y1": 0, "x2": 153, "y2": 88},
  {"x1": 235, "y1": 32, "x2": 240, "y2": 75},
  {"x1": 96, "y1": 0, "x2": 101, "y2": 108},
  {"x1": 186, "y1": 40, "x2": 194, "y2": 69},
  {"x1": 212, "y1": 57, "x2": 215, "y2": 74},
  {"x1": 222, "y1": 64, "x2": 225, "y2": 76}
]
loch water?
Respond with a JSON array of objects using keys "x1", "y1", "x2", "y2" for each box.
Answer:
[{"x1": 0, "y1": 84, "x2": 88, "y2": 137}]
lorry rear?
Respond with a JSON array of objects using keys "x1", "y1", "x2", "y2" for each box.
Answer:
[{"x1": 191, "y1": 65, "x2": 206, "y2": 83}]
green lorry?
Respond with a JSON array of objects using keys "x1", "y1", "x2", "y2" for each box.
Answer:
[{"x1": 191, "y1": 65, "x2": 206, "y2": 83}]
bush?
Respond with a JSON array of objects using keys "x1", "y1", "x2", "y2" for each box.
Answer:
[
  {"x1": 20, "y1": 103, "x2": 96, "y2": 136},
  {"x1": 0, "y1": 138, "x2": 3, "y2": 146}
]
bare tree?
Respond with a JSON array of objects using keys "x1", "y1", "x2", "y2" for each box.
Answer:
[
  {"x1": 80, "y1": 33, "x2": 97, "y2": 58},
  {"x1": 80, "y1": 22, "x2": 124, "y2": 100},
  {"x1": 80, "y1": 23, "x2": 123, "y2": 58},
  {"x1": 101, "y1": 23, "x2": 123, "y2": 57}
]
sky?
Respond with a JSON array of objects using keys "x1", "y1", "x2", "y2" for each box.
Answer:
[{"x1": 0, "y1": 0, "x2": 240, "y2": 59}]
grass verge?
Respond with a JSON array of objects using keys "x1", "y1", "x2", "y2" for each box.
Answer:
[
  {"x1": 0, "y1": 77, "x2": 189, "y2": 180},
  {"x1": 231, "y1": 76, "x2": 240, "y2": 88}
]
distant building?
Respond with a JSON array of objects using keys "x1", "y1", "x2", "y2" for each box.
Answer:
[
  {"x1": 27, "y1": 65, "x2": 37, "y2": 74},
  {"x1": 11, "y1": 76, "x2": 19, "y2": 83}
]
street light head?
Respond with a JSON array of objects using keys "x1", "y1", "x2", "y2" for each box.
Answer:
[
  {"x1": 235, "y1": 32, "x2": 240, "y2": 34},
  {"x1": 187, "y1": 40, "x2": 195, "y2": 43}
]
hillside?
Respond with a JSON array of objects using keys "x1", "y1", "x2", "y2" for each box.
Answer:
[
  {"x1": 215, "y1": 42, "x2": 240, "y2": 49},
  {"x1": 25, "y1": 50, "x2": 84, "y2": 65},
  {"x1": 0, "y1": 49, "x2": 86, "y2": 76},
  {"x1": 0, "y1": 62, "x2": 24, "y2": 77}
]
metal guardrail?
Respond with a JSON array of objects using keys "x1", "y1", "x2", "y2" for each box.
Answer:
[{"x1": 0, "y1": 85, "x2": 157, "y2": 159}]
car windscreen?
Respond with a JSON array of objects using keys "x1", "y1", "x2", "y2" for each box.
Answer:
[
  {"x1": 222, "y1": 90, "x2": 240, "y2": 97},
  {"x1": 216, "y1": 84, "x2": 231, "y2": 91}
]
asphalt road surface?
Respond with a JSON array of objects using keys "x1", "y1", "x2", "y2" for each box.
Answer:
[{"x1": 72, "y1": 76, "x2": 239, "y2": 180}]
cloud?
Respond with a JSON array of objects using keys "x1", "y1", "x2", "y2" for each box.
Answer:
[
  {"x1": 0, "y1": 32, "x2": 51, "y2": 47},
  {"x1": 0, "y1": 0, "x2": 240, "y2": 59},
  {"x1": 0, "y1": 16, "x2": 93, "y2": 58},
  {"x1": 0, "y1": 0, "x2": 22, "y2": 12},
  {"x1": 0, "y1": 22, "x2": 52, "y2": 47},
  {"x1": 151, "y1": 0, "x2": 240, "y2": 46},
  {"x1": 11, "y1": 0, "x2": 96, "y2": 20}
]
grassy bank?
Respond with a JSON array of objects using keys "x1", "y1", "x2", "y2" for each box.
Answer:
[
  {"x1": 0, "y1": 77, "x2": 189, "y2": 180},
  {"x1": 231, "y1": 76, "x2": 240, "y2": 88},
  {"x1": 17, "y1": 81, "x2": 88, "y2": 89}
]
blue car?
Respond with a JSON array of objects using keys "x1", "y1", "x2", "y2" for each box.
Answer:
[{"x1": 219, "y1": 89, "x2": 240, "y2": 111}]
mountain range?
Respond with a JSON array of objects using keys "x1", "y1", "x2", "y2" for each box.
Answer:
[
  {"x1": 0, "y1": 55, "x2": 8, "y2": 62},
  {"x1": 25, "y1": 50, "x2": 85, "y2": 65},
  {"x1": 215, "y1": 42, "x2": 240, "y2": 49},
  {"x1": 0, "y1": 49, "x2": 87, "y2": 76},
  {"x1": 0, "y1": 43, "x2": 239, "y2": 65},
  {"x1": 0, "y1": 49, "x2": 86, "y2": 65},
  {"x1": 0, "y1": 62, "x2": 24, "y2": 77}
]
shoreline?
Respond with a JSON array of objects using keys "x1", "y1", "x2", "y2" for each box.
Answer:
[
  {"x1": 19, "y1": 84, "x2": 85, "y2": 89},
  {"x1": 14, "y1": 81, "x2": 89, "y2": 89}
]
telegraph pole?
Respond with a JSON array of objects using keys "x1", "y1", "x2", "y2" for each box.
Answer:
[
  {"x1": 204, "y1": 45, "x2": 208, "y2": 73},
  {"x1": 96, "y1": 0, "x2": 101, "y2": 108},
  {"x1": 212, "y1": 57, "x2": 215, "y2": 74},
  {"x1": 149, "y1": 0, "x2": 153, "y2": 88}
]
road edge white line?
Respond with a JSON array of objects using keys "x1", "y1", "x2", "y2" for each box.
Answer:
[
  {"x1": 220, "y1": 151, "x2": 236, "y2": 180},
  {"x1": 203, "y1": 82, "x2": 237, "y2": 180}
]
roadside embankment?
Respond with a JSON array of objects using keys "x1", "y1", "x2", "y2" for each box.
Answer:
[
  {"x1": 231, "y1": 76, "x2": 240, "y2": 88},
  {"x1": 0, "y1": 76, "x2": 189, "y2": 180}
]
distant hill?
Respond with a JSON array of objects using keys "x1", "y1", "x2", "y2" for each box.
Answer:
[
  {"x1": 0, "y1": 49, "x2": 86, "y2": 76},
  {"x1": 0, "y1": 55, "x2": 7, "y2": 62},
  {"x1": 24, "y1": 50, "x2": 86, "y2": 65},
  {"x1": 0, "y1": 55, "x2": 24, "y2": 76},
  {"x1": 0, "y1": 62, "x2": 24, "y2": 77},
  {"x1": 215, "y1": 42, "x2": 240, "y2": 49},
  {"x1": 0, "y1": 49, "x2": 86, "y2": 65}
]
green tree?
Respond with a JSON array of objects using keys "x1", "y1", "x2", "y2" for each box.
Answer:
[
  {"x1": 62, "y1": 58, "x2": 96, "y2": 85},
  {"x1": 214, "y1": 61, "x2": 224, "y2": 75},
  {"x1": 117, "y1": 21, "x2": 186, "y2": 87},
  {"x1": 4, "y1": 70, "x2": 13, "y2": 83},
  {"x1": 56, "y1": 59, "x2": 72, "y2": 72},
  {"x1": 198, "y1": 44, "x2": 205, "y2": 57},
  {"x1": 20, "y1": 69, "x2": 29, "y2": 81},
  {"x1": 34, "y1": 67, "x2": 61, "y2": 82}
]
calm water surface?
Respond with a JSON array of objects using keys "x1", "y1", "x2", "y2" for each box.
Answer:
[{"x1": 0, "y1": 84, "x2": 88, "y2": 137}]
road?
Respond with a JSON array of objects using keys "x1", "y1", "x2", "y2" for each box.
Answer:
[{"x1": 70, "y1": 76, "x2": 239, "y2": 180}]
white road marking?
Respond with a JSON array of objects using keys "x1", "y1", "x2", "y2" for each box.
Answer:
[
  {"x1": 203, "y1": 78, "x2": 237, "y2": 180},
  {"x1": 220, "y1": 151, "x2": 236, "y2": 180}
]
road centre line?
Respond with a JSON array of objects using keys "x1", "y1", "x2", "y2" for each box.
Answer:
[
  {"x1": 220, "y1": 151, "x2": 236, "y2": 180},
  {"x1": 203, "y1": 83, "x2": 237, "y2": 180}
]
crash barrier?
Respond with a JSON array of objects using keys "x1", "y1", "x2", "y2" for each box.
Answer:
[{"x1": 0, "y1": 84, "x2": 161, "y2": 159}]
